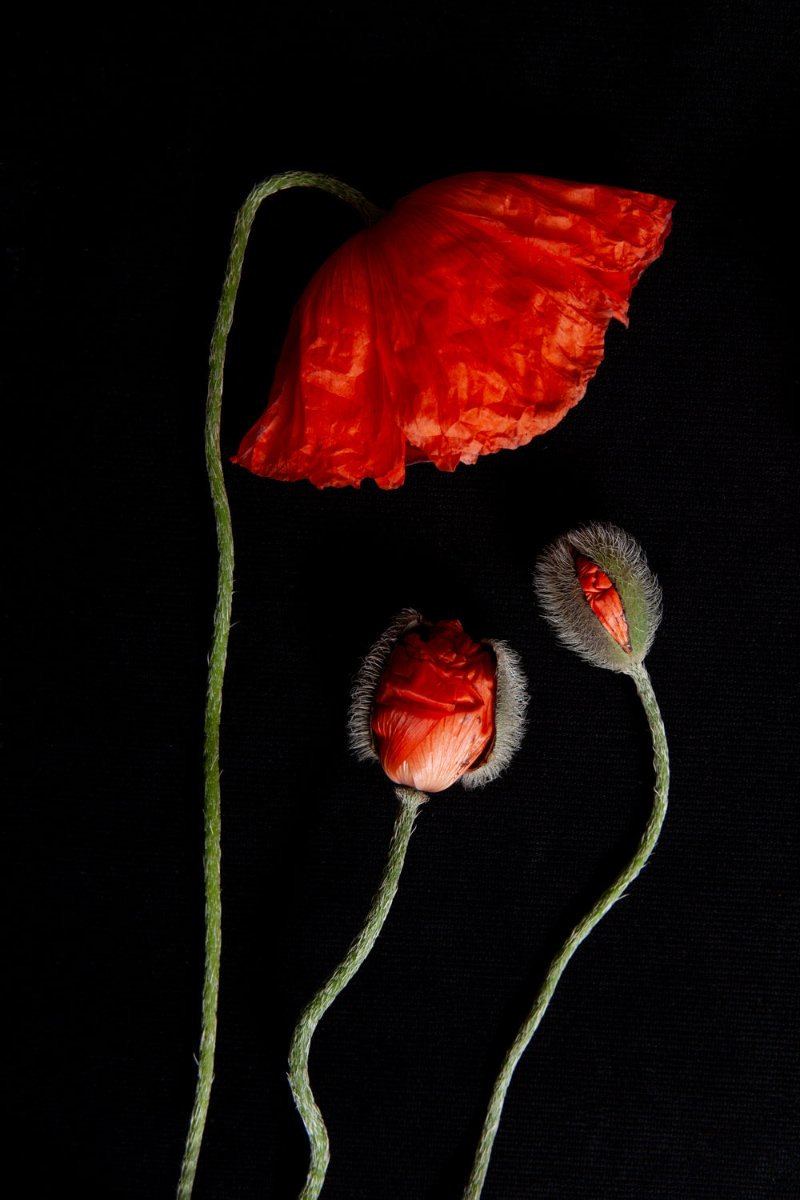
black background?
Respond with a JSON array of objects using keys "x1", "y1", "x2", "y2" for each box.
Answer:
[{"x1": 11, "y1": 3, "x2": 799, "y2": 1197}]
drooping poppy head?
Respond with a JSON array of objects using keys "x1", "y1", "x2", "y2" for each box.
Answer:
[
  {"x1": 349, "y1": 610, "x2": 528, "y2": 794},
  {"x1": 233, "y1": 172, "x2": 675, "y2": 489},
  {"x1": 533, "y1": 524, "x2": 662, "y2": 672}
]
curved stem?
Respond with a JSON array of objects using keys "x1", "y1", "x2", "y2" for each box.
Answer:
[
  {"x1": 288, "y1": 786, "x2": 428, "y2": 1200},
  {"x1": 463, "y1": 663, "x2": 669, "y2": 1199},
  {"x1": 176, "y1": 171, "x2": 379, "y2": 1200}
]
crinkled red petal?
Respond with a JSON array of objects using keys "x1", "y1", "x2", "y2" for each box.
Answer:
[
  {"x1": 232, "y1": 238, "x2": 406, "y2": 489},
  {"x1": 233, "y1": 172, "x2": 674, "y2": 489}
]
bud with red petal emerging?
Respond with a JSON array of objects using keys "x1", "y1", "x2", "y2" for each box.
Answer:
[
  {"x1": 533, "y1": 524, "x2": 662, "y2": 673},
  {"x1": 349, "y1": 610, "x2": 528, "y2": 794}
]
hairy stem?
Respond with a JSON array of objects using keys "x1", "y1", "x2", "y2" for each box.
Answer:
[
  {"x1": 176, "y1": 171, "x2": 379, "y2": 1200},
  {"x1": 463, "y1": 663, "x2": 669, "y2": 1199},
  {"x1": 288, "y1": 787, "x2": 428, "y2": 1200}
]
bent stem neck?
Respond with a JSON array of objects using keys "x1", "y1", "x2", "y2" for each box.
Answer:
[{"x1": 177, "y1": 171, "x2": 379, "y2": 1200}]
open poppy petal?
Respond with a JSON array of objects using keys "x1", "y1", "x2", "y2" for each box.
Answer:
[{"x1": 233, "y1": 172, "x2": 674, "y2": 488}]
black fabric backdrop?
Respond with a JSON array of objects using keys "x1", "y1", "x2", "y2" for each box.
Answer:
[{"x1": 11, "y1": 4, "x2": 799, "y2": 1197}]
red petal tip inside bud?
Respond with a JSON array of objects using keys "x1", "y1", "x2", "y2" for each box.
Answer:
[{"x1": 574, "y1": 554, "x2": 632, "y2": 653}]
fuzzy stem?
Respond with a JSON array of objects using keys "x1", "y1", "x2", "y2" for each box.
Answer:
[
  {"x1": 463, "y1": 663, "x2": 669, "y2": 1199},
  {"x1": 176, "y1": 172, "x2": 379, "y2": 1200},
  {"x1": 288, "y1": 787, "x2": 428, "y2": 1200}
]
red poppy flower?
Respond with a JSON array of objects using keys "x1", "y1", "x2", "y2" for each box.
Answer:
[{"x1": 233, "y1": 172, "x2": 674, "y2": 489}]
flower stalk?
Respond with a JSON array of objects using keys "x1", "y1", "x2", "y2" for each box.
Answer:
[
  {"x1": 463, "y1": 662, "x2": 669, "y2": 1199},
  {"x1": 288, "y1": 786, "x2": 428, "y2": 1200},
  {"x1": 176, "y1": 171, "x2": 379, "y2": 1200}
]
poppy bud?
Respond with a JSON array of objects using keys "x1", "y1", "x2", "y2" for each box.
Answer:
[
  {"x1": 533, "y1": 523, "x2": 662, "y2": 672},
  {"x1": 468, "y1": 530, "x2": 669, "y2": 1197},
  {"x1": 349, "y1": 610, "x2": 527, "y2": 793}
]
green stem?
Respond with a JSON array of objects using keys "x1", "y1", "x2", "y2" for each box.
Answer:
[
  {"x1": 463, "y1": 663, "x2": 669, "y2": 1200},
  {"x1": 288, "y1": 786, "x2": 428, "y2": 1200},
  {"x1": 176, "y1": 171, "x2": 380, "y2": 1200}
]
